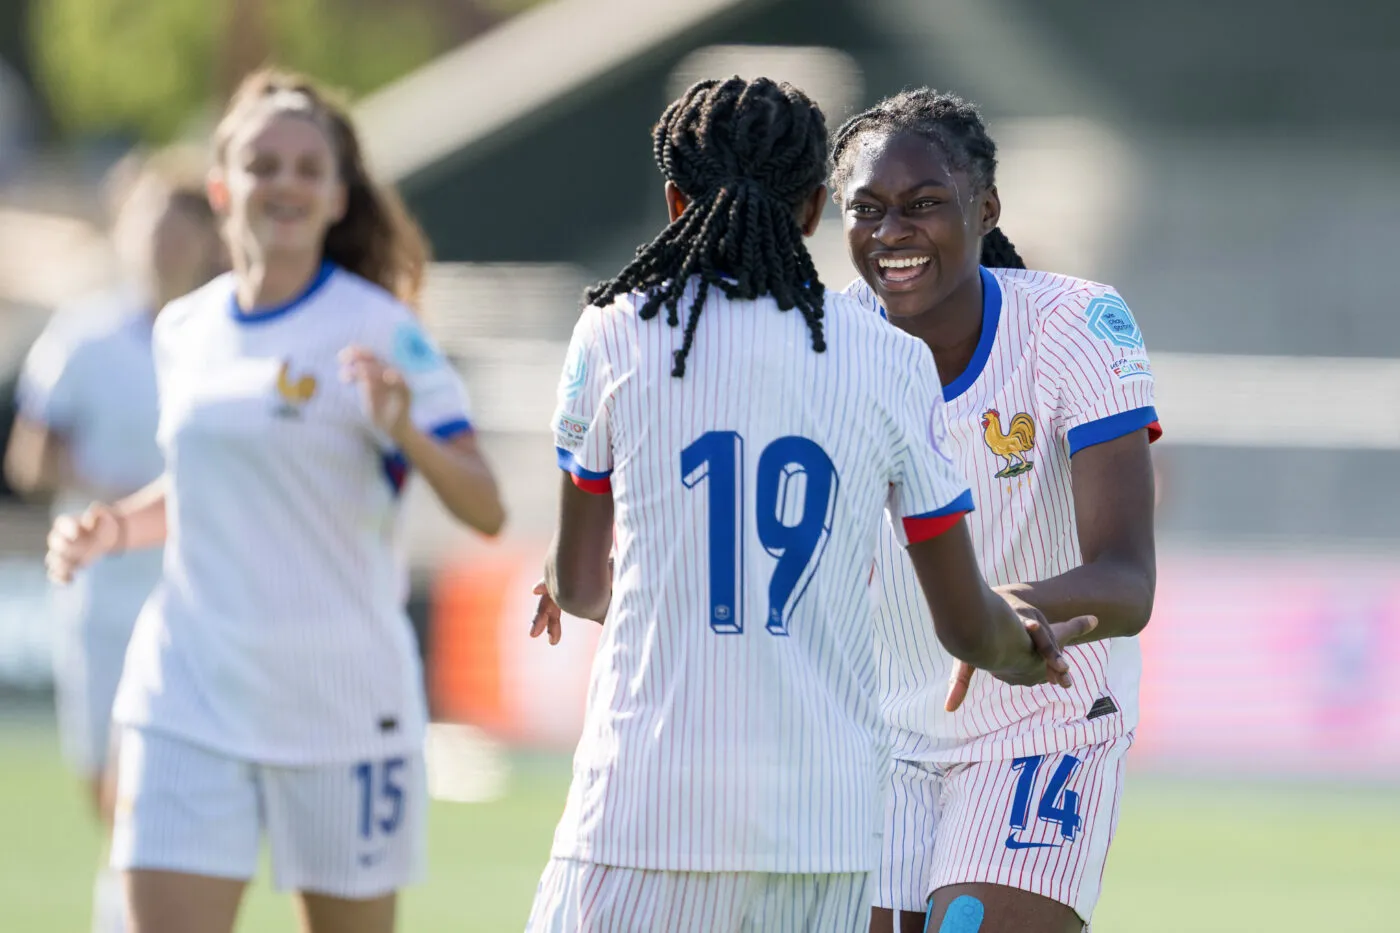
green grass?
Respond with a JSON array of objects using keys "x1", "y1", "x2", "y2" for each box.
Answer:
[{"x1": 3, "y1": 719, "x2": 1397, "y2": 932}]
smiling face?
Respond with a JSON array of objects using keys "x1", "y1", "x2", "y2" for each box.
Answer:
[
  {"x1": 840, "y1": 129, "x2": 999, "y2": 320},
  {"x1": 214, "y1": 109, "x2": 346, "y2": 262}
]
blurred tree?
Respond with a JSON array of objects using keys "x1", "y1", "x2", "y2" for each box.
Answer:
[{"x1": 31, "y1": 0, "x2": 548, "y2": 142}]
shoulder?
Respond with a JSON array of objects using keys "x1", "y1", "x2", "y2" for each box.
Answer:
[
  {"x1": 993, "y1": 268, "x2": 1138, "y2": 345},
  {"x1": 154, "y1": 274, "x2": 235, "y2": 345},
  {"x1": 824, "y1": 287, "x2": 921, "y2": 359},
  {"x1": 838, "y1": 275, "x2": 884, "y2": 318}
]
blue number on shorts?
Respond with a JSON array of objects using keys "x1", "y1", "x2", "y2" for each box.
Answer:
[
  {"x1": 1008, "y1": 753, "x2": 1083, "y2": 841},
  {"x1": 1037, "y1": 755, "x2": 1083, "y2": 840},
  {"x1": 682, "y1": 433, "x2": 840, "y2": 635},
  {"x1": 353, "y1": 756, "x2": 408, "y2": 841}
]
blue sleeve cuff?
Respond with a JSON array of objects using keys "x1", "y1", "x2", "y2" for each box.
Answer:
[
  {"x1": 1067, "y1": 406, "x2": 1159, "y2": 455},
  {"x1": 429, "y1": 417, "x2": 473, "y2": 440},
  {"x1": 906, "y1": 488, "x2": 976, "y2": 520},
  {"x1": 556, "y1": 446, "x2": 612, "y2": 481}
]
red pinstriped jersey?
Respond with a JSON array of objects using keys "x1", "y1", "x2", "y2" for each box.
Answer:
[
  {"x1": 548, "y1": 280, "x2": 972, "y2": 872},
  {"x1": 845, "y1": 267, "x2": 1161, "y2": 763}
]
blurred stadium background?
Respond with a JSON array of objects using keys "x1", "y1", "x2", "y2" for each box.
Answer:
[{"x1": 2, "y1": 1, "x2": 1398, "y2": 930}]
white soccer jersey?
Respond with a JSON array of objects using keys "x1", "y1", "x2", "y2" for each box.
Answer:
[
  {"x1": 845, "y1": 267, "x2": 1160, "y2": 763},
  {"x1": 17, "y1": 299, "x2": 164, "y2": 631},
  {"x1": 113, "y1": 263, "x2": 473, "y2": 765},
  {"x1": 548, "y1": 280, "x2": 973, "y2": 874}
]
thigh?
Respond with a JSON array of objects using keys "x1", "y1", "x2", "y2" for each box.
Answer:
[
  {"x1": 262, "y1": 751, "x2": 426, "y2": 900},
  {"x1": 295, "y1": 891, "x2": 397, "y2": 933},
  {"x1": 125, "y1": 869, "x2": 245, "y2": 933},
  {"x1": 928, "y1": 735, "x2": 1133, "y2": 928},
  {"x1": 871, "y1": 758, "x2": 944, "y2": 929},
  {"x1": 111, "y1": 728, "x2": 262, "y2": 882},
  {"x1": 927, "y1": 885, "x2": 1079, "y2": 933}
]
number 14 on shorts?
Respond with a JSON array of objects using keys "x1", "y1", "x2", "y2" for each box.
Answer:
[{"x1": 1004, "y1": 753, "x2": 1083, "y2": 850}]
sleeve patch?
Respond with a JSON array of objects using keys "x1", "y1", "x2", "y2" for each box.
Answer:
[
  {"x1": 391, "y1": 322, "x2": 447, "y2": 374},
  {"x1": 1110, "y1": 356, "x2": 1153, "y2": 381},
  {"x1": 1085, "y1": 294, "x2": 1144, "y2": 350}
]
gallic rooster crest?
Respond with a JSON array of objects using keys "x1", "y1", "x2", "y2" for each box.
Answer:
[
  {"x1": 981, "y1": 408, "x2": 1035, "y2": 479},
  {"x1": 274, "y1": 360, "x2": 317, "y2": 417}
]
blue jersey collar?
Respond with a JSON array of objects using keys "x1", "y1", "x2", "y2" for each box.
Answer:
[
  {"x1": 229, "y1": 261, "x2": 337, "y2": 325},
  {"x1": 940, "y1": 266, "x2": 1002, "y2": 403}
]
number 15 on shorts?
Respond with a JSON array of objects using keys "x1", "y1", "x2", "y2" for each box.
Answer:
[
  {"x1": 1005, "y1": 753, "x2": 1082, "y2": 850},
  {"x1": 353, "y1": 757, "x2": 406, "y2": 841}
]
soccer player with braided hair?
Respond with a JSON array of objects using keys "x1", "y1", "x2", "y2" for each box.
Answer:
[
  {"x1": 832, "y1": 88, "x2": 1162, "y2": 933},
  {"x1": 527, "y1": 76, "x2": 1092, "y2": 932}
]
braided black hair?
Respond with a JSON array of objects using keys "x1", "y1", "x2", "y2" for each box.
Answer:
[
  {"x1": 829, "y1": 88, "x2": 1026, "y2": 270},
  {"x1": 587, "y1": 76, "x2": 830, "y2": 377}
]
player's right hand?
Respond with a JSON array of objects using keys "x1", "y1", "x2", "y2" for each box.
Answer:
[
  {"x1": 529, "y1": 580, "x2": 564, "y2": 645},
  {"x1": 45, "y1": 504, "x2": 120, "y2": 584}
]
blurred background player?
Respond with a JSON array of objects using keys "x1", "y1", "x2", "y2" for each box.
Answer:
[
  {"x1": 527, "y1": 76, "x2": 1092, "y2": 933},
  {"x1": 4, "y1": 145, "x2": 224, "y2": 933},
  {"x1": 831, "y1": 89, "x2": 1160, "y2": 933},
  {"x1": 44, "y1": 68, "x2": 505, "y2": 933}
]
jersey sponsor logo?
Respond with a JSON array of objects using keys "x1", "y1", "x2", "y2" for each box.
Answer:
[
  {"x1": 1084, "y1": 294, "x2": 1144, "y2": 350},
  {"x1": 1085, "y1": 696, "x2": 1119, "y2": 720},
  {"x1": 391, "y1": 322, "x2": 447, "y2": 374},
  {"x1": 1003, "y1": 834, "x2": 1063, "y2": 851},
  {"x1": 274, "y1": 360, "x2": 317, "y2": 417},
  {"x1": 1111, "y1": 356, "x2": 1152, "y2": 381},
  {"x1": 559, "y1": 340, "x2": 587, "y2": 403},
  {"x1": 555, "y1": 413, "x2": 589, "y2": 449},
  {"x1": 981, "y1": 409, "x2": 1035, "y2": 479}
]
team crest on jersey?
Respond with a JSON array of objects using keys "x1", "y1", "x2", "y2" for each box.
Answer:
[
  {"x1": 981, "y1": 409, "x2": 1035, "y2": 479},
  {"x1": 273, "y1": 360, "x2": 317, "y2": 418},
  {"x1": 1084, "y1": 294, "x2": 1144, "y2": 350}
]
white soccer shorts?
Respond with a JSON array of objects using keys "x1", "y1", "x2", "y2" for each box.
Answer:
[
  {"x1": 875, "y1": 734, "x2": 1131, "y2": 924},
  {"x1": 527, "y1": 858, "x2": 871, "y2": 933},
  {"x1": 110, "y1": 727, "x2": 425, "y2": 899}
]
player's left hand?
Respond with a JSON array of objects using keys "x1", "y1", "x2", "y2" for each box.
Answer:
[
  {"x1": 340, "y1": 346, "x2": 412, "y2": 441},
  {"x1": 945, "y1": 590, "x2": 1097, "y2": 711},
  {"x1": 529, "y1": 580, "x2": 563, "y2": 645}
]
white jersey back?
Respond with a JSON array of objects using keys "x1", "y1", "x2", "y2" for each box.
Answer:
[
  {"x1": 17, "y1": 299, "x2": 163, "y2": 632},
  {"x1": 549, "y1": 281, "x2": 972, "y2": 873},
  {"x1": 846, "y1": 267, "x2": 1160, "y2": 763},
  {"x1": 114, "y1": 264, "x2": 474, "y2": 765}
]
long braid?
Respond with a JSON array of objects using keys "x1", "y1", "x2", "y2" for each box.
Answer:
[
  {"x1": 587, "y1": 77, "x2": 829, "y2": 377},
  {"x1": 829, "y1": 88, "x2": 1027, "y2": 270}
]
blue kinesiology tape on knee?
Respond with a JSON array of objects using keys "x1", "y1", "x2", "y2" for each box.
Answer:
[{"x1": 934, "y1": 895, "x2": 985, "y2": 933}]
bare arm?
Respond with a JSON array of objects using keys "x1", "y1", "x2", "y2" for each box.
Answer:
[
  {"x1": 1000, "y1": 429, "x2": 1156, "y2": 645},
  {"x1": 904, "y1": 518, "x2": 1048, "y2": 674},
  {"x1": 394, "y1": 427, "x2": 506, "y2": 536},
  {"x1": 545, "y1": 474, "x2": 614, "y2": 622},
  {"x1": 4, "y1": 416, "x2": 70, "y2": 498}
]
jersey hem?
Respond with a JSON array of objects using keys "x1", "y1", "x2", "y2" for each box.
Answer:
[
  {"x1": 888, "y1": 717, "x2": 1135, "y2": 765},
  {"x1": 111, "y1": 718, "x2": 427, "y2": 768},
  {"x1": 546, "y1": 846, "x2": 877, "y2": 875}
]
